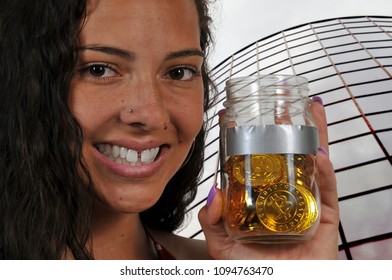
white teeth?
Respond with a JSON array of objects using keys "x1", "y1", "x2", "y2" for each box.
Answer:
[
  {"x1": 112, "y1": 145, "x2": 120, "y2": 158},
  {"x1": 97, "y1": 144, "x2": 160, "y2": 166},
  {"x1": 105, "y1": 144, "x2": 111, "y2": 156},
  {"x1": 126, "y1": 149, "x2": 138, "y2": 163},
  {"x1": 120, "y1": 147, "x2": 127, "y2": 159},
  {"x1": 141, "y1": 147, "x2": 159, "y2": 163}
]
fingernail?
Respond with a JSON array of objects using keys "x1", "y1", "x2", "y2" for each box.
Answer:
[
  {"x1": 312, "y1": 96, "x2": 324, "y2": 106},
  {"x1": 217, "y1": 109, "x2": 226, "y2": 123},
  {"x1": 217, "y1": 109, "x2": 226, "y2": 118},
  {"x1": 317, "y1": 146, "x2": 329, "y2": 157},
  {"x1": 206, "y1": 183, "x2": 217, "y2": 207}
]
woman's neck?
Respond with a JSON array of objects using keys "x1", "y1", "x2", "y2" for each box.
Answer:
[{"x1": 90, "y1": 202, "x2": 157, "y2": 260}]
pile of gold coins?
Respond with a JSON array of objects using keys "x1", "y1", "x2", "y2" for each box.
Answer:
[{"x1": 224, "y1": 154, "x2": 319, "y2": 235}]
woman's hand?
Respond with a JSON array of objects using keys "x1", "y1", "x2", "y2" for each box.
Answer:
[{"x1": 198, "y1": 98, "x2": 339, "y2": 259}]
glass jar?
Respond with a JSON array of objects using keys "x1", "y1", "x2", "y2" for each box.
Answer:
[{"x1": 220, "y1": 75, "x2": 320, "y2": 243}]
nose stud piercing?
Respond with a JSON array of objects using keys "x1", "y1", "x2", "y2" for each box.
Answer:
[{"x1": 128, "y1": 107, "x2": 133, "y2": 113}]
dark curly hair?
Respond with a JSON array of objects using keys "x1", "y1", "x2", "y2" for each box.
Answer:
[{"x1": 0, "y1": 0, "x2": 215, "y2": 259}]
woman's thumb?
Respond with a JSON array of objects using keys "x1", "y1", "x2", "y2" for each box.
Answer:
[{"x1": 198, "y1": 185, "x2": 233, "y2": 259}]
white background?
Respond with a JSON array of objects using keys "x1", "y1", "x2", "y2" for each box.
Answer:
[{"x1": 209, "y1": 0, "x2": 392, "y2": 67}]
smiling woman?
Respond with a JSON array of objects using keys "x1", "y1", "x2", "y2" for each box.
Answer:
[
  {"x1": 0, "y1": 0, "x2": 339, "y2": 260},
  {"x1": 69, "y1": 0, "x2": 206, "y2": 225}
]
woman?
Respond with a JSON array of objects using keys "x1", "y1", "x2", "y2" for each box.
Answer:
[{"x1": 0, "y1": 0, "x2": 339, "y2": 259}]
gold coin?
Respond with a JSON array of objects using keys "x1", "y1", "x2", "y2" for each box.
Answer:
[
  {"x1": 296, "y1": 185, "x2": 319, "y2": 225},
  {"x1": 232, "y1": 154, "x2": 285, "y2": 187},
  {"x1": 224, "y1": 180, "x2": 246, "y2": 227},
  {"x1": 255, "y1": 183, "x2": 311, "y2": 233},
  {"x1": 292, "y1": 154, "x2": 316, "y2": 188},
  {"x1": 283, "y1": 154, "x2": 318, "y2": 232},
  {"x1": 285, "y1": 185, "x2": 318, "y2": 233}
]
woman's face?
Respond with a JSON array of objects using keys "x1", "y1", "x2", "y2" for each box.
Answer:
[{"x1": 69, "y1": 0, "x2": 204, "y2": 213}]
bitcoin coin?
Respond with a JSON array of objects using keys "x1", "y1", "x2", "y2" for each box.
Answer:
[
  {"x1": 255, "y1": 183, "x2": 311, "y2": 233},
  {"x1": 232, "y1": 154, "x2": 285, "y2": 187},
  {"x1": 296, "y1": 185, "x2": 319, "y2": 225}
]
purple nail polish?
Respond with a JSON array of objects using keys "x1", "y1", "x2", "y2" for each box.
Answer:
[
  {"x1": 217, "y1": 109, "x2": 226, "y2": 125},
  {"x1": 312, "y1": 96, "x2": 324, "y2": 106},
  {"x1": 206, "y1": 183, "x2": 217, "y2": 207},
  {"x1": 317, "y1": 146, "x2": 329, "y2": 157}
]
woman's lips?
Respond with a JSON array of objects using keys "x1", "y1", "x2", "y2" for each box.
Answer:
[{"x1": 94, "y1": 143, "x2": 169, "y2": 179}]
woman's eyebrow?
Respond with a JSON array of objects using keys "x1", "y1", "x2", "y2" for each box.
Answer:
[
  {"x1": 164, "y1": 48, "x2": 205, "y2": 61},
  {"x1": 77, "y1": 44, "x2": 135, "y2": 59},
  {"x1": 77, "y1": 45, "x2": 204, "y2": 61}
]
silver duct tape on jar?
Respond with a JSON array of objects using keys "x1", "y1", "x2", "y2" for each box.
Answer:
[{"x1": 226, "y1": 125, "x2": 319, "y2": 156}]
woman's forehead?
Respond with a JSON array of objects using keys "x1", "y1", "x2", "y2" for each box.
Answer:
[{"x1": 80, "y1": 0, "x2": 201, "y2": 53}]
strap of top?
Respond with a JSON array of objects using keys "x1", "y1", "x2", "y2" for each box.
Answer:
[
  {"x1": 152, "y1": 240, "x2": 176, "y2": 260},
  {"x1": 144, "y1": 229, "x2": 176, "y2": 260}
]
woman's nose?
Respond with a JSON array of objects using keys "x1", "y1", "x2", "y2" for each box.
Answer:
[{"x1": 118, "y1": 79, "x2": 170, "y2": 131}]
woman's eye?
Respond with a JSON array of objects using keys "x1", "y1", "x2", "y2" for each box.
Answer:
[
  {"x1": 79, "y1": 63, "x2": 118, "y2": 79},
  {"x1": 167, "y1": 67, "x2": 198, "y2": 81},
  {"x1": 88, "y1": 65, "x2": 117, "y2": 78}
]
